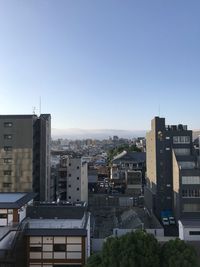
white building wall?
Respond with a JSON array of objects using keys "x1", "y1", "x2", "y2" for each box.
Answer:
[
  {"x1": 67, "y1": 158, "x2": 88, "y2": 203},
  {"x1": 178, "y1": 220, "x2": 200, "y2": 241}
]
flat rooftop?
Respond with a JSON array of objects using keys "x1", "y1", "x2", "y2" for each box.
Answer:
[
  {"x1": 0, "y1": 192, "x2": 36, "y2": 208},
  {"x1": 0, "y1": 193, "x2": 26, "y2": 203}
]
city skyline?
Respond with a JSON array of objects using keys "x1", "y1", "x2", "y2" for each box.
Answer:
[{"x1": 1, "y1": 0, "x2": 200, "y2": 130}]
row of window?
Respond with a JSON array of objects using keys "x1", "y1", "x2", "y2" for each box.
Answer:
[
  {"x1": 30, "y1": 236, "x2": 81, "y2": 244},
  {"x1": 30, "y1": 243, "x2": 82, "y2": 252},
  {"x1": 3, "y1": 158, "x2": 12, "y2": 163},
  {"x1": 2, "y1": 183, "x2": 12, "y2": 188},
  {"x1": 4, "y1": 146, "x2": 12, "y2": 151},
  {"x1": 68, "y1": 174, "x2": 80, "y2": 179},
  {"x1": 183, "y1": 203, "x2": 200, "y2": 212},
  {"x1": 29, "y1": 251, "x2": 82, "y2": 260},
  {"x1": 68, "y1": 196, "x2": 80, "y2": 201},
  {"x1": 173, "y1": 136, "x2": 190, "y2": 144},
  {"x1": 3, "y1": 122, "x2": 13, "y2": 127},
  {"x1": 4, "y1": 134, "x2": 12, "y2": 140},
  {"x1": 182, "y1": 176, "x2": 200, "y2": 185},
  {"x1": 68, "y1": 176, "x2": 79, "y2": 180},
  {"x1": 68, "y1": 185, "x2": 79, "y2": 190},
  {"x1": 68, "y1": 164, "x2": 80, "y2": 169},
  {"x1": 182, "y1": 189, "x2": 200, "y2": 198}
]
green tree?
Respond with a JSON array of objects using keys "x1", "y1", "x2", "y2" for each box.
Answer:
[
  {"x1": 85, "y1": 253, "x2": 102, "y2": 267},
  {"x1": 85, "y1": 230, "x2": 160, "y2": 267},
  {"x1": 161, "y1": 238, "x2": 199, "y2": 267},
  {"x1": 107, "y1": 144, "x2": 142, "y2": 164}
]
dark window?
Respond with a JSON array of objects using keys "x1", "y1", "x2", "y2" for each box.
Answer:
[
  {"x1": 0, "y1": 214, "x2": 7, "y2": 218},
  {"x1": 4, "y1": 122, "x2": 13, "y2": 127},
  {"x1": 30, "y1": 246, "x2": 42, "y2": 252},
  {"x1": 4, "y1": 158, "x2": 12, "y2": 163},
  {"x1": 69, "y1": 174, "x2": 71, "y2": 177},
  {"x1": 68, "y1": 185, "x2": 71, "y2": 188},
  {"x1": 3, "y1": 183, "x2": 12, "y2": 188},
  {"x1": 4, "y1": 134, "x2": 12, "y2": 140},
  {"x1": 4, "y1": 170, "x2": 12, "y2": 175},
  {"x1": 189, "y1": 231, "x2": 200, "y2": 235},
  {"x1": 53, "y1": 244, "x2": 66, "y2": 252},
  {"x1": 77, "y1": 177, "x2": 79, "y2": 180},
  {"x1": 69, "y1": 163, "x2": 71, "y2": 166},
  {"x1": 77, "y1": 199, "x2": 79, "y2": 202},
  {"x1": 68, "y1": 196, "x2": 71, "y2": 199},
  {"x1": 77, "y1": 187, "x2": 79, "y2": 191},
  {"x1": 77, "y1": 166, "x2": 79, "y2": 169},
  {"x1": 4, "y1": 146, "x2": 12, "y2": 151}
]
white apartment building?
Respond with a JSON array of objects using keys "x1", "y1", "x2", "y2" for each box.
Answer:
[{"x1": 58, "y1": 156, "x2": 88, "y2": 203}]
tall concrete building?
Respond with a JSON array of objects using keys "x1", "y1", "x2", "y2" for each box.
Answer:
[
  {"x1": 0, "y1": 114, "x2": 51, "y2": 201},
  {"x1": 57, "y1": 156, "x2": 88, "y2": 203},
  {"x1": 145, "y1": 117, "x2": 200, "y2": 222}
]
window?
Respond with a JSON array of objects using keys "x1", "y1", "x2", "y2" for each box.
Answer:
[
  {"x1": 166, "y1": 136, "x2": 170, "y2": 140},
  {"x1": 4, "y1": 146, "x2": 12, "y2": 151},
  {"x1": 77, "y1": 177, "x2": 79, "y2": 180},
  {"x1": 77, "y1": 187, "x2": 79, "y2": 191},
  {"x1": 4, "y1": 122, "x2": 13, "y2": 127},
  {"x1": 189, "y1": 231, "x2": 200, "y2": 235},
  {"x1": 182, "y1": 176, "x2": 200, "y2": 185},
  {"x1": 166, "y1": 147, "x2": 170, "y2": 151},
  {"x1": 174, "y1": 148, "x2": 190, "y2": 156},
  {"x1": 53, "y1": 244, "x2": 66, "y2": 252},
  {"x1": 77, "y1": 199, "x2": 79, "y2": 202},
  {"x1": 77, "y1": 166, "x2": 79, "y2": 169},
  {"x1": 173, "y1": 136, "x2": 190, "y2": 144},
  {"x1": 4, "y1": 134, "x2": 12, "y2": 140},
  {"x1": 4, "y1": 170, "x2": 12, "y2": 175},
  {"x1": 4, "y1": 158, "x2": 12, "y2": 163},
  {"x1": 30, "y1": 246, "x2": 42, "y2": 252},
  {"x1": 3, "y1": 183, "x2": 12, "y2": 188},
  {"x1": 68, "y1": 196, "x2": 71, "y2": 199},
  {"x1": 68, "y1": 185, "x2": 71, "y2": 188},
  {"x1": 0, "y1": 214, "x2": 7, "y2": 218},
  {"x1": 182, "y1": 189, "x2": 200, "y2": 198},
  {"x1": 69, "y1": 174, "x2": 71, "y2": 177},
  {"x1": 183, "y1": 203, "x2": 200, "y2": 212},
  {"x1": 69, "y1": 163, "x2": 71, "y2": 166}
]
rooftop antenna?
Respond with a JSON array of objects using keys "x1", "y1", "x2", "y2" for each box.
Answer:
[
  {"x1": 39, "y1": 96, "x2": 41, "y2": 115},
  {"x1": 32, "y1": 106, "x2": 36, "y2": 115}
]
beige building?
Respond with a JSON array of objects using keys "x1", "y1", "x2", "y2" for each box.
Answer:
[{"x1": 0, "y1": 114, "x2": 51, "y2": 201}]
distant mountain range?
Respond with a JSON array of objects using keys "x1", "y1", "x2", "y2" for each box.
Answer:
[
  {"x1": 51, "y1": 128, "x2": 147, "y2": 140},
  {"x1": 52, "y1": 128, "x2": 200, "y2": 140}
]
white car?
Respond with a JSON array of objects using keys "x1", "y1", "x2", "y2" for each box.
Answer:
[
  {"x1": 169, "y1": 216, "x2": 175, "y2": 224},
  {"x1": 162, "y1": 217, "x2": 169, "y2": 226}
]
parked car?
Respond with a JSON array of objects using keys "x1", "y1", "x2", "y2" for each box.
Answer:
[
  {"x1": 169, "y1": 216, "x2": 175, "y2": 225},
  {"x1": 162, "y1": 217, "x2": 169, "y2": 226}
]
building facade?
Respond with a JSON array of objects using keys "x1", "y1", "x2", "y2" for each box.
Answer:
[
  {"x1": 25, "y1": 202, "x2": 90, "y2": 267},
  {"x1": 145, "y1": 116, "x2": 200, "y2": 222},
  {"x1": 0, "y1": 114, "x2": 51, "y2": 201},
  {"x1": 57, "y1": 156, "x2": 88, "y2": 203}
]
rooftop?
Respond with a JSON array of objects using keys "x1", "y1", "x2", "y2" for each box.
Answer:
[{"x1": 0, "y1": 192, "x2": 36, "y2": 208}]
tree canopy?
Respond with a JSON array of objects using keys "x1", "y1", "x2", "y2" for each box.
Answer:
[
  {"x1": 85, "y1": 231, "x2": 199, "y2": 267},
  {"x1": 161, "y1": 238, "x2": 199, "y2": 267}
]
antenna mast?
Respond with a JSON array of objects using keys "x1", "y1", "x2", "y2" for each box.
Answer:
[{"x1": 39, "y1": 96, "x2": 41, "y2": 115}]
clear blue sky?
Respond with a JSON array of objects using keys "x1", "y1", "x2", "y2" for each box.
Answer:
[{"x1": 0, "y1": 0, "x2": 200, "y2": 130}]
